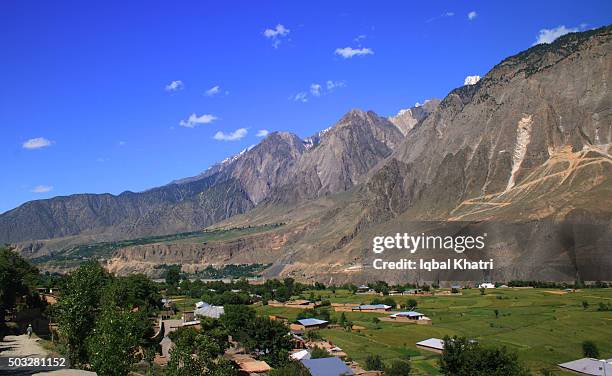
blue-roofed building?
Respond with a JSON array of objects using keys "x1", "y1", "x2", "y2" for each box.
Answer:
[
  {"x1": 301, "y1": 357, "x2": 354, "y2": 376},
  {"x1": 352, "y1": 304, "x2": 392, "y2": 312},
  {"x1": 293, "y1": 318, "x2": 329, "y2": 331}
]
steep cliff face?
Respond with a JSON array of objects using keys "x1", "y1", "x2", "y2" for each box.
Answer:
[
  {"x1": 269, "y1": 109, "x2": 405, "y2": 203},
  {"x1": 203, "y1": 26, "x2": 612, "y2": 284},
  {"x1": 105, "y1": 230, "x2": 290, "y2": 276},
  {"x1": 363, "y1": 26, "x2": 612, "y2": 222}
]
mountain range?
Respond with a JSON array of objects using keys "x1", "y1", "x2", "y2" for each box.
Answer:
[{"x1": 3, "y1": 26, "x2": 611, "y2": 283}]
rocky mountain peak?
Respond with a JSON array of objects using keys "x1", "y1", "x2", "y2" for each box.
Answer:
[{"x1": 388, "y1": 99, "x2": 440, "y2": 135}]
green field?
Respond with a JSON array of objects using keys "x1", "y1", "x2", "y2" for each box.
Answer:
[{"x1": 255, "y1": 288, "x2": 612, "y2": 375}]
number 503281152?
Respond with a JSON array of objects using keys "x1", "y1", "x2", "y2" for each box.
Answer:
[{"x1": 7, "y1": 357, "x2": 66, "y2": 367}]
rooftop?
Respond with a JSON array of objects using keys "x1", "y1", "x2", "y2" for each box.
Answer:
[
  {"x1": 416, "y1": 338, "x2": 445, "y2": 351},
  {"x1": 301, "y1": 357, "x2": 354, "y2": 376},
  {"x1": 354, "y1": 304, "x2": 391, "y2": 310},
  {"x1": 297, "y1": 318, "x2": 329, "y2": 327},
  {"x1": 194, "y1": 304, "x2": 224, "y2": 319},
  {"x1": 391, "y1": 311, "x2": 425, "y2": 318},
  {"x1": 238, "y1": 360, "x2": 271, "y2": 373},
  {"x1": 558, "y1": 358, "x2": 612, "y2": 376}
]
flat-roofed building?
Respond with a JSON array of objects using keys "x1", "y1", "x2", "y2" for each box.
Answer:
[
  {"x1": 291, "y1": 318, "x2": 329, "y2": 331},
  {"x1": 352, "y1": 304, "x2": 391, "y2": 312},
  {"x1": 558, "y1": 358, "x2": 612, "y2": 375},
  {"x1": 416, "y1": 338, "x2": 445, "y2": 353}
]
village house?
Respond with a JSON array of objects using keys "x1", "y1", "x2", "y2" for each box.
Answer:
[
  {"x1": 387, "y1": 311, "x2": 432, "y2": 325},
  {"x1": 291, "y1": 349, "x2": 311, "y2": 361},
  {"x1": 356, "y1": 284, "x2": 369, "y2": 293},
  {"x1": 352, "y1": 304, "x2": 392, "y2": 312},
  {"x1": 478, "y1": 282, "x2": 496, "y2": 289},
  {"x1": 194, "y1": 301, "x2": 224, "y2": 319},
  {"x1": 416, "y1": 338, "x2": 445, "y2": 353},
  {"x1": 228, "y1": 353, "x2": 271, "y2": 375},
  {"x1": 291, "y1": 318, "x2": 329, "y2": 331},
  {"x1": 301, "y1": 357, "x2": 355, "y2": 376},
  {"x1": 558, "y1": 358, "x2": 612, "y2": 375},
  {"x1": 404, "y1": 289, "x2": 423, "y2": 295}
]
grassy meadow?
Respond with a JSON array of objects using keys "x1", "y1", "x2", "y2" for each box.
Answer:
[{"x1": 255, "y1": 288, "x2": 612, "y2": 375}]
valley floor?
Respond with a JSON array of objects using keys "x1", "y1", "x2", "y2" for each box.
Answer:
[{"x1": 255, "y1": 288, "x2": 612, "y2": 375}]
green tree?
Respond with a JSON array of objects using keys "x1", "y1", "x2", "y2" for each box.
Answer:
[
  {"x1": 86, "y1": 307, "x2": 146, "y2": 376},
  {"x1": 439, "y1": 336, "x2": 530, "y2": 376},
  {"x1": 385, "y1": 360, "x2": 412, "y2": 375},
  {"x1": 242, "y1": 317, "x2": 292, "y2": 367},
  {"x1": 101, "y1": 274, "x2": 162, "y2": 312},
  {"x1": 582, "y1": 301, "x2": 589, "y2": 310},
  {"x1": 56, "y1": 261, "x2": 111, "y2": 366},
  {"x1": 165, "y1": 265, "x2": 181, "y2": 287},
  {"x1": 338, "y1": 312, "x2": 347, "y2": 328},
  {"x1": 0, "y1": 247, "x2": 40, "y2": 340},
  {"x1": 275, "y1": 285, "x2": 291, "y2": 302},
  {"x1": 167, "y1": 327, "x2": 235, "y2": 376},
  {"x1": 310, "y1": 346, "x2": 331, "y2": 359},
  {"x1": 405, "y1": 298, "x2": 418, "y2": 310},
  {"x1": 365, "y1": 354, "x2": 384, "y2": 370},
  {"x1": 494, "y1": 309, "x2": 500, "y2": 318},
  {"x1": 219, "y1": 304, "x2": 256, "y2": 343},
  {"x1": 582, "y1": 340, "x2": 599, "y2": 358}
]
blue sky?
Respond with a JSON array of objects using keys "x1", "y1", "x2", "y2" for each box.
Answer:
[{"x1": 1, "y1": 1, "x2": 611, "y2": 213}]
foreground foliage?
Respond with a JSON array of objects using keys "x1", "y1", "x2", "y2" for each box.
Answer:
[{"x1": 439, "y1": 336, "x2": 530, "y2": 376}]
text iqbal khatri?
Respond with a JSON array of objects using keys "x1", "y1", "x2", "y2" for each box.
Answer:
[{"x1": 373, "y1": 258, "x2": 495, "y2": 271}]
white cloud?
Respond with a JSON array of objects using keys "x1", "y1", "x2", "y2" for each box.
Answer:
[
  {"x1": 22, "y1": 137, "x2": 53, "y2": 149},
  {"x1": 464, "y1": 75, "x2": 481, "y2": 85},
  {"x1": 165, "y1": 80, "x2": 184, "y2": 92},
  {"x1": 533, "y1": 25, "x2": 578, "y2": 45},
  {"x1": 293, "y1": 80, "x2": 346, "y2": 103},
  {"x1": 205, "y1": 85, "x2": 220, "y2": 96},
  {"x1": 31, "y1": 185, "x2": 53, "y2": 193},
  {"x1": 256, "y1": 129, "x2": 270, "y2": 137},
  {"x1": 213, "y1": 128, "x2": 247, "y2": 141},
  {"x1": 326, "y1": 80, "x2": 346, "y2": 91},
  {"x1": 264, "y1": 24, "x2": 290, "y2": 38},
  {"x1": 118, "y1": 141, "x2": 126, "y2": 146},
  {"x1": 310, "y1": 83, "x2": 322, "y2": 97},
  {"x1": 468, "y1": 11, "x2": 477, "y2": 20},
  {"x1": 179, "y1": 113, "x2": 218, "y2": 128},
  {"x1": 263, "y1": 24, "x2": 290, "y2": 48},
  {"x1": 95, "y1": 157, "x2": 109, "y2": 163},
  {"x1": 334, "y1": 47, "x2": 374, "y2": 58},
  {"x1": 426, "y1": 11, "x2": 455, "y2": 22},
  {"x1": 294, "y1": 92, "x2": 308, "y2": 103}
]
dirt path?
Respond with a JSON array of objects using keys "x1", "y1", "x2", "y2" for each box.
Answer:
[
  {"x1": 0, "y1": 334, "x2": 49, "y2": 358},
  {"x1": 0, "y1": 335, "x2": 98, "y2": 375}
]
